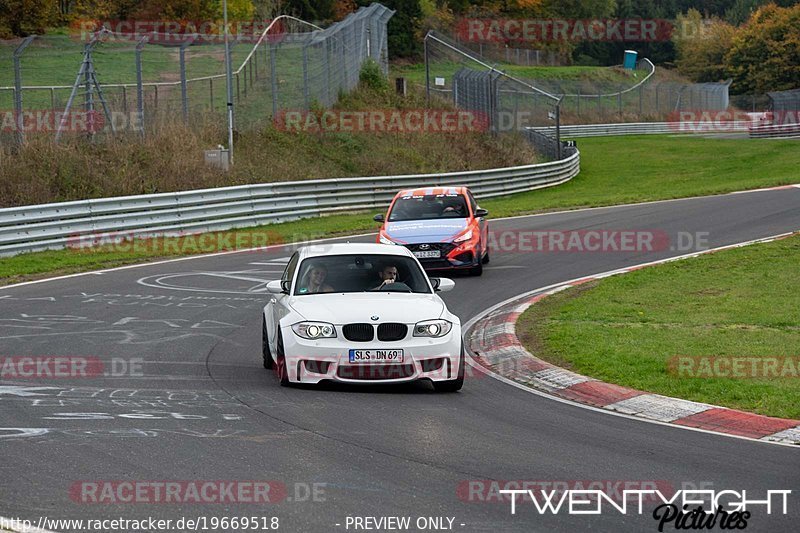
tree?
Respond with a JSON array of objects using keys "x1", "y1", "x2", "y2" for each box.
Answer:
[
  {"x1": 283, "y1": 0, "x2": 335, "y2": 21},
  {"x1": 673, "y1": 9, "x2": 736, "y2": 82},
  {"x1": 365, "y1": 0, "x2": 423, "y2": 58},
  {"x1": 724, "y1": 3, "x2": 800, "y2": 93},
  {"x1": 0, "y1": 0, "x2": 57, "y2": 37}
]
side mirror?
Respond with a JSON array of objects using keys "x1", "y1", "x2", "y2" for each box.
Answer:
[
  {"x1": 474, "y1": 208, "x2": 489, "y2": 218},
  {"x1": 373, "y1": 214, "x2": 385, "y2": 223},
  {"x1": 267, "y1": 280, "x2": 287, "y2": 294},
  {"x1": 431, "y1": 278, "x2": 455, "y2": 292}
]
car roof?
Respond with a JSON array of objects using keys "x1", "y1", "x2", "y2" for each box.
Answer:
[
  {"x1": 396, "y1": 186, "x2": 468, "y2": 197},
  {"x1": 298, "y1": 242, "x2": 415, "y2": 259}
]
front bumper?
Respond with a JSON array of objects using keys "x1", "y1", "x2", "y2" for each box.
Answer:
[
  {"x1": 280, "y1": 326, "x2": 462, "y2": 385},
  {"x1": 403, "y1": 243, "x2": 481, "y2": 271}
]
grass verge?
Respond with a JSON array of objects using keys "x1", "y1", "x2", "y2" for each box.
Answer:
[
  {"x1": 517, "y1": 234, "x2": 800, "y2": 419},
  {"x1": 1, "y1": 135, "x2": 798, "y2": 285}
]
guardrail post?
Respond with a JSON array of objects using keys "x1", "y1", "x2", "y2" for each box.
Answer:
[{"x1": 13, "y1": 36, "x2": 35, "y2": 147}]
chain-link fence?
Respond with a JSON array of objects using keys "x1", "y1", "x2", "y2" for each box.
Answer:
[
  {"x1": 0, "y1": 3, "x2": 393, "y2": 148},
  {"x1": 424, "y1": 30, "x2": 745, "y2": 127},
  {"x1": 457, "y1": 41, "x2": 566, "y2": 66},
  {"x1": 425, "y1": 31, "x2": 562, "y2": 131}
]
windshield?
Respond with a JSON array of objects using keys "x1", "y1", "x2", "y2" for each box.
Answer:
[
  {"x1": 388, "y1": 193, "x2": 469, "y2": 222},
  {"x1": 293, "y1": 254, "x2": 432, "y2": 295}
]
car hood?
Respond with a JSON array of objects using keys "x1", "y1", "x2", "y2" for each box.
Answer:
[
  {"x1": 385, "y1": 219, "x2": 469, "y2": 243},
  {"x1": 288, "y1": 293, "x2": 445, "y2": 324}
]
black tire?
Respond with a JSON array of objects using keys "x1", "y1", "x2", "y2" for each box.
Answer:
[
  {"x1": 275, "y1": 331, "x2": 290, "y2": 387},
  {"x1": 262, "y1": 317, "x2": 273, "y2": 370},
  {"x1": 470, "y1": 261, "x2": 483, "y2": 276},
  {"x1": 433, "y1": 344, "x2": 465, "y2": 392}
]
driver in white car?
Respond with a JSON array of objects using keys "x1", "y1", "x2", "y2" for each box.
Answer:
[{"x1": 372, "y1": 264, "x2": 399, "y2": 290}]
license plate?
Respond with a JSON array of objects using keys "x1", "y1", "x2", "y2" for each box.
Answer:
[
  {"x1": 413, "y1": 250, "x2": 440, "y2": 259},
  {"x1": 349, "y1": 349, "x2": 404, "y2": 363}
]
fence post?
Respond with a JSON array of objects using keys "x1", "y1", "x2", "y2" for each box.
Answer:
[
  {"x1": 236, "y1": 72, "x2": 240, "y2": 102},
  {"x1": 209, "y1": 78, "x2": 213, "y2": 110},
  {"x1": 253, "y1": 45, "x2": 258, "y2": 81},
  {"x1": 639, "y1": 84, "x2": 643, "y2": 116},
  {"x1": 555, "y1": 101, "x2": 561, "y2": 160},
  {"x1": 50, "y1": 87, "x2": 55, "y2": 110},
  {"x1": 302, "y1": 43, "x2": 310, "y2": 109},
  {"x1": 577, "y1": 89, "x2": 581, "y2": 117},
  {"x1": 323, "y1": 39, "x2": 331, "y2": 106},
  {"x1": 135, "y1": 35, "x2": 148, "y2": 138},
  {"x1": 618, "y1": 85, "x2": 622, "y2": 116},
  {"x1": 12, "y1": 36, "x2": 35, "y2": 147},
  {"x1": 655, "y1": 84, "x2": 659, "y2": 113},
  {"x1": 84, "y1": 43, "x2": 95, "y2": 141},
  {"x1": 424, "y1": 34, "x2": 430, "y2": 105},
  {"x1": 269, "y1": 44, "x2": 278, "y2": 116},
  {"x1": 179, "y1": 38, "x2": 193, "y2": 124}
]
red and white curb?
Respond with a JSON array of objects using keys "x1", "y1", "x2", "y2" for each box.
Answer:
[{"x1": 466, "y1": 231, "x2": 800, "y2": 446}]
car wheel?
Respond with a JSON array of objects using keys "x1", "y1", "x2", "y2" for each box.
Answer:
[
  {"x1": 262, "y1": 317, "x2": 273, "y2": 370},
  {"x1": 434, "y1": 344, "x2": 465, "y2": 392},
  {"x1": 275, "y1": 331, "x2": 290, "y2": 387},
  {"x1": 470, "y1": 262, "x2": 483, "y2": 276}
]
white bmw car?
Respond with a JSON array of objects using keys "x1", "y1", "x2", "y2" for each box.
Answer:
[{"x1": 262, "y1": 243, "x2": 464, "y2": 391}]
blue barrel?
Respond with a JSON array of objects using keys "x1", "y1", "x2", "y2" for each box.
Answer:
[{"x1": 623, "y1": 50, "x2": 638, "y2": 70}]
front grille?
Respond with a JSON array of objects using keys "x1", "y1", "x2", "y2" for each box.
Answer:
[
  {"x1": 343, "y1": 323, "x2": 374, "y2": 342},
  {"x1": 337, "y1": 364, "x2": 416, "y2": 380},
  {"x1": 377, "y1": 323, "x2": 407, "y2": 341}
]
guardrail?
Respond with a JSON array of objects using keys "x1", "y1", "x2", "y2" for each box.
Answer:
[
  {"x1": 0, "y1": 148, "x2": 579, "y2": 256},
  {"x1": 529, "y1": 121, "x2": 752, "y2": 138},
  {"x1": 748, "y1": 122, "x2": 800, "y2": 138}
]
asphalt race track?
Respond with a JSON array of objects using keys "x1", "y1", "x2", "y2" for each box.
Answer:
[{"x1": 1, "y1": 187, "x2": 799, "y2": 533}]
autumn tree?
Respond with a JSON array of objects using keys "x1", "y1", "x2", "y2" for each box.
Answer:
[
  {"x1": 724, "y1": 2, "x2": 800, "y2": 93},
  {"x1": 673, "y1": 9, "x2": 736, "y2": 82},
  {"x1": 0, "y1": 0, "x2": 57, "y2": 37}
]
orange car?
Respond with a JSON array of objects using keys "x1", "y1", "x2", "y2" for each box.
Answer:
[{"x1": 373, "y1": 187, "x2": 489, "y2": 276}]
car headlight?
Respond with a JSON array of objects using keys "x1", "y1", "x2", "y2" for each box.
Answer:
[
  {"x1": 379, "y1": 233, "x2": 397, "y2": 245},
  {"x1": 453, "y1": 229, "x2": 473, "y2": 243},
  {"x1": 292, "y1": 321, "x2": 337, "y2": 339},
  {"x1": 413, "y1": 319, "x2": 453, "y2": 338}
]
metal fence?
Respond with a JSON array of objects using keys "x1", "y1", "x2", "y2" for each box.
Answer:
[
  {"x1": 458, "y1": 41, "x2": 565, "y2": 66},
  {"x1": 0, "y1": 3, "x2": 393, "y2": 147},
  {"x1": 423, "y1": 31, "x2": 742, "y2": 126},
  {"x1": 0, "y1": 150, "x2": 580, "y2": 256}
]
